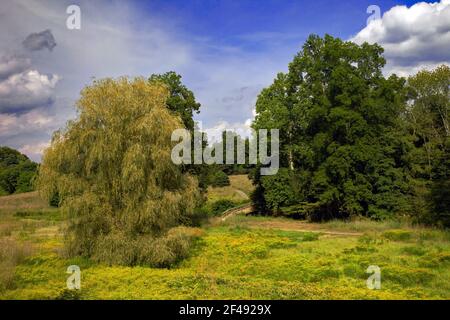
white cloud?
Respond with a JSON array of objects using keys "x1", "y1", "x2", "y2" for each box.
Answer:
[
  {"x1": 0, "y1": 107, "x2": 60, "y2": 161},
  {"x1": 19, "y1": 141, "x2": 50, "y2": 161},
  {"x1": 0, "y1": 0, "x2": 291, "y2": 161},
  {"x1": 351, "y1": 0, "x2": 450, "y2": 76},
  {"x1": 0, "y1": 69, "x2": 59, "y2": 113},
  {"x1": 0, "y1": 55, "x2": 31, "y2": 80},
  {"x1": 203, "y1": 120, "x2": 253, "y2": 144},
  {"x1": 0, "y1": 109, "x2": 54, "y2": 137}
]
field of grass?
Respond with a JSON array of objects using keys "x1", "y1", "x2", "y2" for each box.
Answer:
[
  {"x1": 1, "y1": 184, "x2": 449, "y2": 300},
  {"x1": 206, "y1": 174, "x2": 253, "y2": 203}
]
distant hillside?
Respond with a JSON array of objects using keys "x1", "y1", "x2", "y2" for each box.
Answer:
[{"x1": 0, "y1": 146, "x2": 38, "y2": 196}]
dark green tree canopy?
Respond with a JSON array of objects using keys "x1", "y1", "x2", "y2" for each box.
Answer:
[
  {"x1": 0, "y1": 146, "x2": 37, "y2": 195},
  {"x1": 406, "y1": 65, "x2": 450, "y2": 227},
  {"x1": 252, "y1": 34, "x2": 412, "y2": 220},
  {"x1": 149, "y1": 71, "x2": 200, "y2": 131}
]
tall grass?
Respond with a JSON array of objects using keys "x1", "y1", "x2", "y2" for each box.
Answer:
[{"x1": 0, "y1": 239, "x2": 34, "y2": 291}]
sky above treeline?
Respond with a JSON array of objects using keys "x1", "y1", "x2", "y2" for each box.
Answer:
[{"x1": 0, "y1": 0, "x2": 449, "y2": 161}]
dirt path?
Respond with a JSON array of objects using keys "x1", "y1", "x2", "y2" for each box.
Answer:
[
  {"x1": 221, "y1": 204, "x2": 253, "y2": 221},
  {"x1": 220, "y1": 205, "x2": 362, "y2": 237},
  {"x1": 245, "y1": 219, "x2": 363, "y2": 237}
]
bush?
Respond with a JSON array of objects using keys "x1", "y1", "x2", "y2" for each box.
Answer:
[
  {"x1": 383, "y1": 230, "x2": 412, "y2": 241},
  {"x1": 88, "y1": 226, "x2": 199, "y2": 267},
  {"x1": 48, "y1": 191, "x2": 60, "y2": 207},
  {"x1": 428, "y1": 179, "x2": 450, "y2": 228},
  {"x1": 210, "y1": 199, "x2": 236, "y2": 216},
  {"x1": 209, "y1": 170, "x2": 230, "y2": 187},
  {"x1": 0, "y1": 147, "x2": 37, "y2": 195}
]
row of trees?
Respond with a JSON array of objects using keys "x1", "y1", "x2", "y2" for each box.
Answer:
[
  {"x1": 36, "y1": 34, "x2": 448, "y2": 268},
  {"x1": 250, "y1": 34, "x2": 449, "y2": 227}
]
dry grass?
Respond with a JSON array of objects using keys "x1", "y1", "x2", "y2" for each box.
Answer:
[
  {"x1": 0, "y1": 238, "x2": 34, "y2": 291},
  {"x1": 229, "y1": 175, "x2": 254, "y2": 195},
  {"x1": 207, "y1": 174, "x2": 254, "y2": 203},
  {"x1": 0, "y1": 192, "x2": 49, "y2": 213},
  {"x1": 0, "y1": 192, "x2": 59, "y2": 291}
]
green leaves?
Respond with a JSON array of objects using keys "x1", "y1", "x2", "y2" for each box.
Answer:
[
  {"x1": 149, "y1": 71, "x2": 201, "y2": 131},
  {"x1": 37, "y1": 78, "x2": 202, "y2": 266},
  {"x1": 0, "y1": 147, "x2": 37, "y2": 195},
  {"x1": 251, "y1": 34, "x2": 413, "y2": 220}
]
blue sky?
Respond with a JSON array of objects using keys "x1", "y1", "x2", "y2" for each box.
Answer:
[{"x1": 0, "y1": 0, "x2": 449, "y2": 160}]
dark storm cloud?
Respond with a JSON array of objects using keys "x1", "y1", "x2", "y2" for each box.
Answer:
[{"x1": 22, "y1": 29, "x2": 56, "y2": 52}]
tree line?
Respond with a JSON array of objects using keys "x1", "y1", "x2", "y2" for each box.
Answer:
[
  {"x1": 250, "y1": 34, "x2": 449, "y2": 227},
  {"x1": 30, "y1": 33, "x2": 449, "y2": 267}
]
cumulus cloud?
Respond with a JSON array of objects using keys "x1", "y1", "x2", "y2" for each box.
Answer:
[
  {"x1": 22, "y1": 29, "x2": 56, "y2": 51},
  {"x1": 351, "y1": 0, "x2": 450, "y2": 76},
  {"x1": 0, "y1": 55, "x2": 31, "y2": 80},
  {"x1": 0, "y1": 109, "x2": 54, "y2": 137},
  {"x1": 19, "y1": 141, "x2": 50, "y2": 160},
  {"x1": 0, "y1": 69, "x2": 59, "y2": 114},
  {"x1": 203, "y1": 119, "x2": 254, "y2": 144}
]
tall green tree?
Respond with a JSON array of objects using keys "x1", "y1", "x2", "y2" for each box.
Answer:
[
  {"x1": 407, "y1": 65, "x2": 450, "y2": 227},
  {"x1": 149, "y1": 71, "x2": 200, "y2": 131},
  {"x1": 37, "y1": 78, "x2": 202, "y2": 266},
  {"x1": 149, "y1": 71, "x2": 213, "y2": 190},
  {"x1": 252, "y1": 34, "x2": 413, "y2": 220},
  {"x1": 0, "y1": 146, "x2": 37, "y2": 195}
]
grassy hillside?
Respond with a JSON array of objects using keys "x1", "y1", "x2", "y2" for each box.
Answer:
[
  {"x1": 0, "y1": 178, "x2": 449, "y2": 299},
  {"x1": 206, "y1": 174, "x2": 253, "y2": 203}
]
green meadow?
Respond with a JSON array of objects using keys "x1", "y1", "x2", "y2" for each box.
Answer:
[{"x1": 1, "y1": 180, "x2": 449, "y2": 300}]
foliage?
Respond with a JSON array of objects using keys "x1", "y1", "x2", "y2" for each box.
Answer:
[
  {"x1": 0, "y1": 147, "x2": 37, "y2": 195},
  {"x1": 148, "y1": 71, "x2": 216, "y2": 192},
  {"x1": 251, "y1": 168, "x2": 296, "y2": 214},
  {"x1": 220, "y1": 131, "x2": 254, "y2": 175},
  {"x1": 210, "y1": 199, "x2": 236, "y2": 216},
  {"x1": 406, "y1": 65, "x2": 450, "y2": 227},
  {"x1": 252, "y1": 34, "x2": 414, "y2": 220},
  {"x1": 37, "y1": 78, "x2": 202, "y2": 267},
  {"x1": 209, "y1": 170, "x2": 230, "y2": 187},
  {"x1": 148, "y1": 71, "x2": 200, "y2": 131}
]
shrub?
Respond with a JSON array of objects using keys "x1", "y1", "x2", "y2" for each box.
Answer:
[
  {"x1": 209, "y1": 171, "x2": 230, "y2": 187},
  {"x1": 383, "y1": 230, "x2": 412, "y2": 241},
  {"x1": 0, "y1": 147, "x2": 37, "y2": 195},
  {"x1": 301, "y1": 232, "x2": 320, "y2": 242},
  {"x1": 48, "y1": 191, "x2": 60, "y2": 207},
  {"x1": 210, "y1": 199, "x2": 236, "y2": 216}
]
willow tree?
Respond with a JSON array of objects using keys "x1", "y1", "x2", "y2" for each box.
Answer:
[{"x1": 37, "y1": 78, "x2": 201, "y2": 266}]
